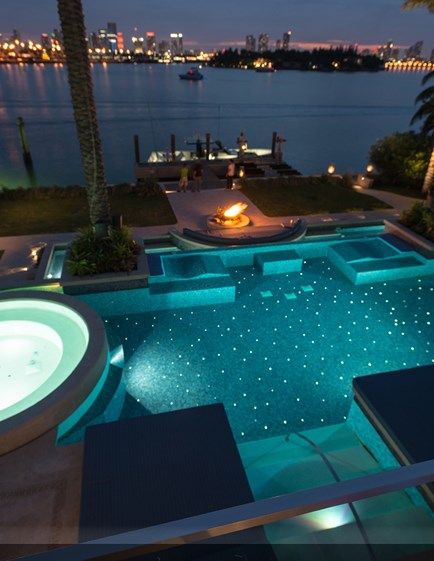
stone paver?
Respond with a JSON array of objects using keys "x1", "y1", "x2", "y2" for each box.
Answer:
[{"x1": 0, "y1": 430, "x2": 83, "y2": 560}]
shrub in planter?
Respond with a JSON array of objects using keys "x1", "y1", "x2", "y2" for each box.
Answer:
[
  {"x1": 67, "y1": 226, "x2": 140, "y2": 276},
  {"x1": 400, "y1": 202, "x2": 434, "y2": 241}
]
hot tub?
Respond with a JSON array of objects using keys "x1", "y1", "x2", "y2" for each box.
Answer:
[{"x1": 0, "y1": 291, "x2": 108, "y2": 454}]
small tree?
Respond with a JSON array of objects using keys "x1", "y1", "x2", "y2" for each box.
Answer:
[{"x1": 369, "y1": 132, "x2": 430, "y2": 189}]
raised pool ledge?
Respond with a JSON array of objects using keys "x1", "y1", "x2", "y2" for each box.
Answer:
[
  {"x1": 384, "y1": 219, "x2": 434, "y2": 256},
  {"x1": 0, "y1": 290, "x2": 108, "y2": 456}
]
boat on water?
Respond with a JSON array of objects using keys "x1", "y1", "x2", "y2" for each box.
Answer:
[
  {"x1": 255, "y1": 66, "x2": 276, "y2": 73},
  {"x1": 179, "y1": 67, "x2": 204, "y2": 81}
]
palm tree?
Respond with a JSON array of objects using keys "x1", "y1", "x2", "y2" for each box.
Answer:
[
  {"x1": 402, "y1": 0, "x2": 434, "y2": 10},
  {"x1": 57, "y1": 0, "x2": 110, "y2": 228},
  {"x1": 402, "y1": 0, "x2": 434, "y2": 207},
  {"x1": 411, "y1": 72, "x2": 434, "y2": 207}
]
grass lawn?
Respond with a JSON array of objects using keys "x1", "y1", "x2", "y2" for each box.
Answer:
[
  {"x1": 241, "y1": 178, "x2": 392, "y2": 216},
  {"x1": 0, "y1": 191, "x2": 177, "y2": 236}
]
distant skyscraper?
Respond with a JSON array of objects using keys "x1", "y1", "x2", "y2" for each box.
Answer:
[
  {"x1": 132, "y1": 30, "x2": 145, "y2": 54},
  {"x1": 170, "y1": 33, "x2": 184, "y2": 55},
  {"x1": 158, "y1": 40, "x2": 170, "y2": 54},
  {"x1": 275, "y1": 39, "x2": 282, "y2": 51},
  {"x1": 146, "y1": 32, "x2": 156, "y2": 55},
  {"x1": 391, "y1": 48, "x2": 400, "y2": 61},
  {"x1": 11, "y1": 29, "x2": 20, "y2": 41},
  {"x1": 282, "y1": 31, "x2": 292, "y2": 51},
  {"x1": 98, "y1": 28, "x2": 108, "y2": 50},
  {"x1": 406, "y1": 41, "x2": 423, "y2": 59},
  {"x1": 117, "y1": 32, "x2": 124, "y2": 51},
  {"x1": 431, "y1": 48, "x2": 434, "y2": 63},
  {"x1": 107, "y1": 22, "x2": 118, "y2": 51},
  {"x1": 377, "y1": 40, "x2": 394, "y2": 61},
  {"x1": 258, "y1": 33, "x2": 269, "y2": 53},
  {"x1": 88, "y1": 32, "x2": 98, "y2": 50},
  {"x1": 52, "y1": 28, "x2": 63, "y2": 43},
  {"x1": 41, "y1": 33, "x2": 51, "y2": 50},
  {"x1": 245, "y1": 35, "x2": 256, "y2": 52}
]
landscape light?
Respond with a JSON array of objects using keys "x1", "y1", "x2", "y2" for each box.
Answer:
[
  {"x1": 366, "y1": 163, "x2": 374, "y2": 173},
  {"x1": 327, "y1": 164, "x2": 336, "y2": 175}
]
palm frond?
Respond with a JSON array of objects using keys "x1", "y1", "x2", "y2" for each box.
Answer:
[
  {"x1": 415, "y1": 86, "x2": 434, "y2": 103},
  {"x1": 402, "y1": 0, "x2": 434, "y2": 12},
  {"x1": 421, "y1": 70, "x2": 434, "y2": 85},
  {"x1": 411, "y1": 102, "x2": 434, "y2": 125},
  {"x1": 420, "y1": 115, "x2": 434, "y2": 136}
]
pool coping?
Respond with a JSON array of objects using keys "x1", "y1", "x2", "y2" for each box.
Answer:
[{"x1": 0, "y1": 290, "x2": 108, "y2": 456}]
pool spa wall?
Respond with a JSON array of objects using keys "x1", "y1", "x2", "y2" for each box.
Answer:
[{"x1": 0, "y1": 291, "x2": 108, "y2": 455}]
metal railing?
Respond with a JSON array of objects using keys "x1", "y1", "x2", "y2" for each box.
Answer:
[{"x1": 22, "y1": 458, "x2": 434, "y2": 561}]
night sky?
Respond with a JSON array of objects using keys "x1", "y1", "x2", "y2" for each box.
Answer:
[{"x1": 1, "y1": 0, "x2": 433, "y2": 53}]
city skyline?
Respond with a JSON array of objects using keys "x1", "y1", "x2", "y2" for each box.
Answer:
[{"x1": 1, "y1": 0, "x2": 434, "y2": 54}]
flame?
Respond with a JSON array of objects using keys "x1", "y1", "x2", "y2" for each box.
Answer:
[{"x1": 223, "y1": 202, "x2": 248, "y2": 219}]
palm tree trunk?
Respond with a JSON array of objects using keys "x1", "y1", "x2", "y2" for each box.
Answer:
[
  {"x1": 57, "y1": 0, "x2": 110, "y2": 226},
  {"x1": 422, "y1": 147, "x2": 434, "y2": 209}
]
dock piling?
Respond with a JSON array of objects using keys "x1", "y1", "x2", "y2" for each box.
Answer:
[
  {"x1": 205, "y1": 133, "x2": 211, "y2": 160},
  {"x1": 133, "y1": 134, "x2": 141, "y2": 164},
  {"x1": 17, "y1": 116, "x2": 33, "y2": 166},
  {"x1": 271, "y1": 131, "x2": 277, "y2": 159},
  {"x1": 170, "y1": 134, "x2": 176, "y2": 162},
  {"x1": 17, "y1": 116, "x2": 37, "y2": 186}
]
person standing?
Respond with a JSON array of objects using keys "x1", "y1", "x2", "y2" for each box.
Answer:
[
  {"x1": 178, "y1": 162, "x2": 189, "y2": 192},
  {"x1": 275, "y1": 134, "x2": 286, "y2": 165},
  {"x1": 237, "y1": 131, "x2": 248, "y2": 159},
  {"x1": 192, "y1": 162, "x2": 203, "y2": 192},
  {"x1": 226, "y1": 159, "x2": 236, "y2": 190}
]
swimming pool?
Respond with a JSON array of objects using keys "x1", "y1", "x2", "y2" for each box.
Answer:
[{"x1": 79, "y1": 232, "x2": 434, "y2": 443}]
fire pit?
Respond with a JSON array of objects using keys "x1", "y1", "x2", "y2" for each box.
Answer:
[{"x1": 207, "y1": 202, "x2": 250, "y2": 229}]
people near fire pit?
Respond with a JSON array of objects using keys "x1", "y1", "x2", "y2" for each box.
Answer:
[
  {"x1": 237, "y1": 131, "x2": 248, "y2": 159},
  {"x1": 178, "y1": 162, "x2": 189, "y2": 192},
  {"x1": 192, "y1": 162, "x2": 203, "y2": 192},
  {"x1": 226, "y1": 160, "x2": 236, "y2": 190}
]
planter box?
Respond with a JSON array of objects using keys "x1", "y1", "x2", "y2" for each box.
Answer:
[
  {"x1": 61, "y1": 242, "x2": 149, "y2": 295},
  {"x1": 384, "y1": 219, "x2": 434, "y2": 255}
]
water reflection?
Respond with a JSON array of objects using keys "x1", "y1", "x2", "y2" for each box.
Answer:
[{"x1": 0, "y1": 64, "x2": 423, "y2": 187}]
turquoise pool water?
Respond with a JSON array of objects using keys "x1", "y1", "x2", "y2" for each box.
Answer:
[{"x1": 95, "y1": 234, "x2": 434, "y2": 443}]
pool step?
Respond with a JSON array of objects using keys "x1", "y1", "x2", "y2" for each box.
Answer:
[
  {"x1": 238, "y1": 422, "x2": 432, "y2": 553},
  {"x1": 148, "y1": 276, "x2": 236, "y2": 309},
  {"x1": 239, "y1": 424, "x2": 383, "y2": 499},
  {"x1": 240, "y1": 423, "x2": 361, "y2": 467},
  {"x1": 269, "y1": 506, "x2": 434, "y2": 558},
  {"x1": 254, "y1": 250, "x2": 303, "y2": 276},
  {"x1": 244, "y1": 444, "x2": 380, "y2": 500},
  {"x1": 327, "y1": 238, "x2": 434, "y2": 284}
]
